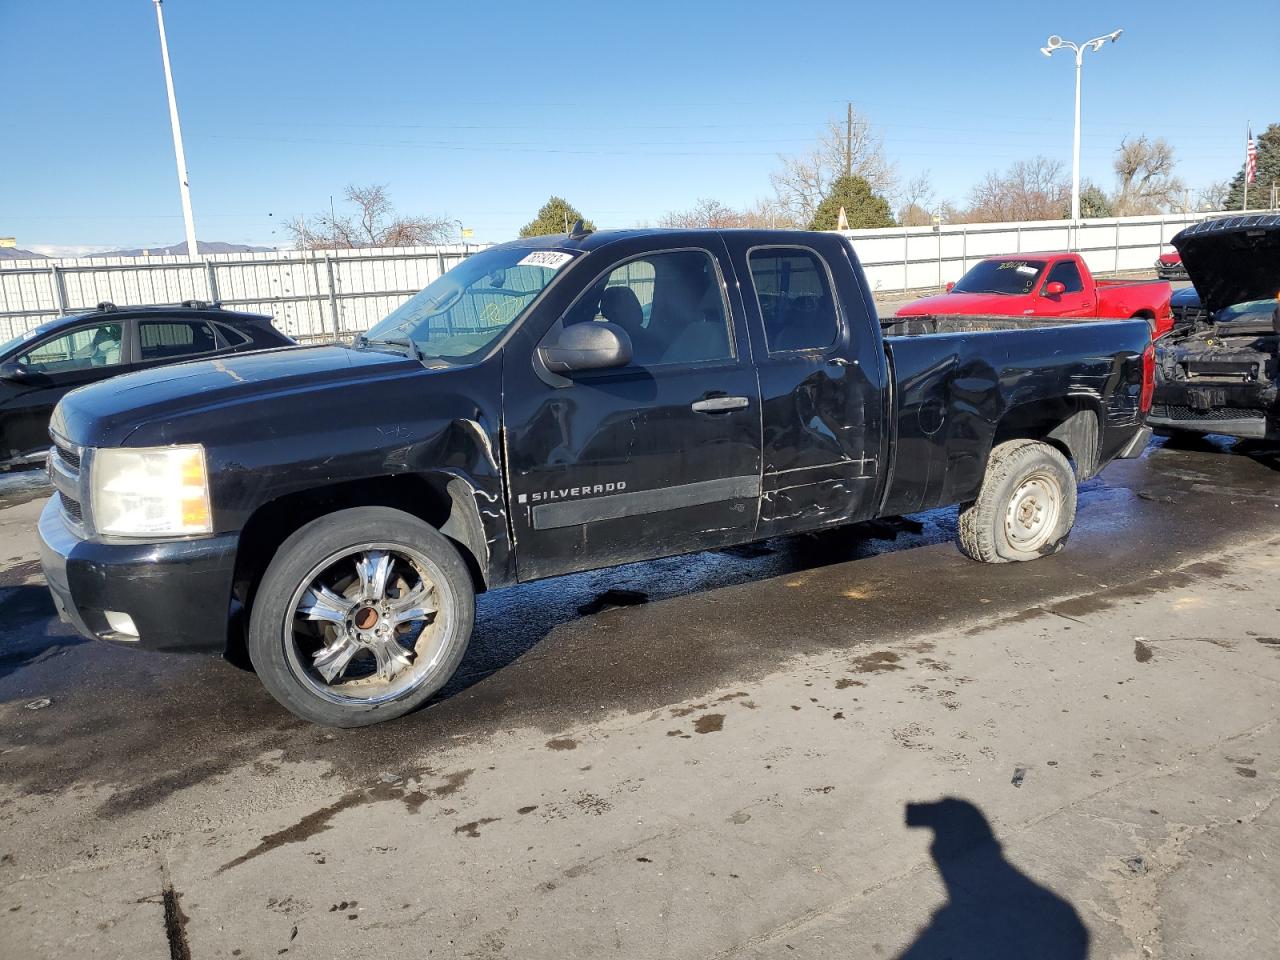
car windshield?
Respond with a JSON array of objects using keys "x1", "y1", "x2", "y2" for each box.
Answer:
[
  {"x1": 360, "y1": 246, "x2": 578, "y2": 362},
  {"x1": 952, "y1": 259, "x2": 1047, "y2": 296},
  {"x1": 0, "y1": 326, "x2": 46, "y2": 359}
]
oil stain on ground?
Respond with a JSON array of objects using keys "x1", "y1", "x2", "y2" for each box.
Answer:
[
  {"x1": 546, "y1": 738, "x2": 578, "y2": 751},
  {"x1": 693, "y1": 713, "x2": 725, "y2": 734},
  {"x1": 1134, "y1": 639, "x2": 1154, "y2": 663},
  {"x1": 851, "y1": 651, "x2": 903, "y2": 674},
  {"x1": 454, "y1": 817, "x2": 501, "y2": 838}
]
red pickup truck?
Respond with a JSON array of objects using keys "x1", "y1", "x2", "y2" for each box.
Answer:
[{"x1": 897, "y1": 253, "x2": 1174, "y2": 336}]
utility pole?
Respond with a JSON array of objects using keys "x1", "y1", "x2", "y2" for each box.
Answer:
[
  {"x1": 153, "y1": 0, "x2": 199, "y2": 259},
  {"x1": 845, "y1": 102, "x2": 853, "y2": 178}
]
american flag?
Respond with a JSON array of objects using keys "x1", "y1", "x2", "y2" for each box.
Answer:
[{"x1": 1246, "y1": 127, "x2": 1257, "y2": 184}]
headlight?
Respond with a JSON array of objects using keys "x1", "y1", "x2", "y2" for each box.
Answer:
[{"x1": 91, "y1": 445, "x2": 212, "y2": 537}]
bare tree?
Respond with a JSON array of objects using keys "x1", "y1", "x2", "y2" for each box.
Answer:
[
  {"x1": 659, "y1": 198, "x2": 748, "y2": 229},
  {"x1": 964, "y1": 157, "x2": 1069, "y2": 222},
  {"x1": 1112, "y1": 137, "x2": 1186, "y2": 215},
  {"x1": 771, "y1": 112, "x2": 898, "y2": 227},
  {"x1": 659, "y1": 197, "x2": 799, "y2": 229},
  {"x1": 897, "y1": 170, "x2": 938, "y2": 226},
  {"x1": 285, "y1": 184, "x2": 454, "y2": 250},
  {"x1": 1197, "y1": 179, "x2": 1231, "y2": 212}
]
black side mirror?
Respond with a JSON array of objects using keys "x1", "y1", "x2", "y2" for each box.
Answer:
[
  {"x1": 0, "y1": 360, "x2": 32, "y2": 383},
  {"x1": 538, "y1": 322, "x2": 633, "y2": 374}
]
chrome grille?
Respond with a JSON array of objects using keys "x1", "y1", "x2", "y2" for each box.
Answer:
[
  {"x1": 48, "y1": 431, "x2": 86, "y2": 532},
  {"x1": 53, "y1": 440, "x2": 81, "y2": 471},
  {"x1": 60, "y1": 493, "x2": 84, "y2": 524}
]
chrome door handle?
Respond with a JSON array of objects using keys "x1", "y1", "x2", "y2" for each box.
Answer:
[{"x1": 691, "y1": 395, "x2": 749, "y2": 413}]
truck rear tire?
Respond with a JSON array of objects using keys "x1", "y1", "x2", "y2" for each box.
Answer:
[
  {"x1": 247, "y1": 506, "x2": 475, "y2": 727},
  {"x1": 957, "y1": 440, "x2": 1076, "y2": 563}
]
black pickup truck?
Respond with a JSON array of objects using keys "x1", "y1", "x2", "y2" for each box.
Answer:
[{"x1": 39, "y1": 228, "x2": 1154, "y2": 726}]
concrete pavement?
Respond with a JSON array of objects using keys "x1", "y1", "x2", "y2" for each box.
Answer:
[{"x1": 1, "y1": 434, "x2": 1278, "y2": 959}]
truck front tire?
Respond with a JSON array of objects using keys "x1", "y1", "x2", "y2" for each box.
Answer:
[
  {"x1": 247, "y1": 506, "x2": 475, "y2": 727},
  {"x1": 957, "y1": 440, "x2": 1077, "y2": 563}
]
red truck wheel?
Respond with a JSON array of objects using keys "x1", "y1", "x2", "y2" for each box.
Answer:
[{"x1": 958, "y1": 440, "x2": 1077, "y2": 563}]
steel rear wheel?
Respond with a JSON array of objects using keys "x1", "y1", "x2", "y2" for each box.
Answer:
[
  {"x1": 957, "y1": 439, "x2": 1077, "y2": 563},
  {"x1": 248, "y1": 507, "x2": 475, "y2": 727}
]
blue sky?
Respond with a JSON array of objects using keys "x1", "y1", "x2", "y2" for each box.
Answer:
[{"x1": 0, "y1": 0, "x2": 1268, "y2": 253}]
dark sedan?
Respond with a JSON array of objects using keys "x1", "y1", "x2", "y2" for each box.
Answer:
[{"x1": 0, "y1": 301, "x2": 293, "y2": 468}]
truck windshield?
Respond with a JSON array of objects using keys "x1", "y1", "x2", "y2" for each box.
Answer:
[
  {"x1": 952, "y1": 259, "x2": 1047, "y2": 296},
  {"x1": 360, "y1": 246, "x2": 578, "y2": 362}
]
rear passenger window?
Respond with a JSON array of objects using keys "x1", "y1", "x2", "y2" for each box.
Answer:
[
  {"x1": 1045, "y1": 260, "x2": 1084, "y2": 293},
  {"x1": 138, "y1": 320, "x2": 219, "y2": 361},
  {"x1": 748, "y1": 249, "x2": 839, "y2": 353},
  {"x1": 565, "y1": 250, "x2": 733, "y2": 367}
]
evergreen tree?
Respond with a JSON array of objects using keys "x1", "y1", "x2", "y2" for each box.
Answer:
[
  {"x1": 1225, "y1": 123, "x2": 1280, "y2": 210},
  {"x1": 808, "y1": 175, "x2": 894, "y2": 230},
  {"x1": 519, "y1": 197, "x2": 595, "y2": 238}
]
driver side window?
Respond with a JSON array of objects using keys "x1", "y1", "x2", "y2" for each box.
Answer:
[
  {"x1": 565, "y1": 250, "x2": 733, "y2": 368},
  {"x1": 1045, "y1": 260, "x2": 1084, "y2": 293},
  {"x1": 19, "y1": 323, "x2": 124, "y2": 374}
]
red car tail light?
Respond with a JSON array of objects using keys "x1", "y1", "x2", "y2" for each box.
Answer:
[{"x1": 1140, "y1": 342, "x2": 1155, "y2": 415}]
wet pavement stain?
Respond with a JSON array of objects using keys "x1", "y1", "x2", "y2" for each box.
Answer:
[
  {"x1": 576, "y1": 589, "x2": 648, "y2": 616},
  {"x1": 693, "y1": 713, "x2": 725, "y2": 734},
  {"x1": 428, "y1": 769, "x2": 474, "y2": 797},
  {"x1": 1236, "y1": 766, "x2": 1258, "y2": 778},
  {"x1": 517, "y1": 805, "x2": 538, "y2": 815},
  {"x1": 218, "y1": 791, "x2": 370, "y2": 873},
  {"x1": 454, "y1": 817, "x2": 500, "y2": 839},
  {"x1": 834, "y1": 677, "x2": 865, "y2": 689},
  {"x1": 545, "y1": 738, "x2": 578, "y2": 751},
  {"x1": 1134, "y1": 640, "x2": 1154, "y2": 663},
  {"x1": 851, "y1": 651, "x2": 903, "y2": 674}
]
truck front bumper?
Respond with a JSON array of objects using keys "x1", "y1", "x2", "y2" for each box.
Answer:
[{"x1": 38, "y1": 497, "x2": 240, "y2": 653}]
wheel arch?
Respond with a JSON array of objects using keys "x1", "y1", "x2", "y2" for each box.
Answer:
[
  {"x1": 228, "y1": 471, "x2": 491, "y2": 659},
  {"x1": 991, "y1": 397, "x2": 1102, "y2": 480}
]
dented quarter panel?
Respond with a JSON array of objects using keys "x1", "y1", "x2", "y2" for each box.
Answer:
[{"x1": 880, "y1": 321, "x2": 1150, "y2": 514}]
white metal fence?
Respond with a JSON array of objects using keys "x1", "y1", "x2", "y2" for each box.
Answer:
[
  {"x1": 839, "y1": 211, "x2": 1210, "y2": 293},
  {"x1": 0, "y1": 245, "x2": 480, "y2": 343},
  {"x1": 1, "y1": 212, "x2": 1214, "y2": 343}
]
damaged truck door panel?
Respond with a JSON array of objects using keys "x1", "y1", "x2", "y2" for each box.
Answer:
[
  {"x1": 1149, "y1": 215, "x2": 1280, "y2": 440},
  {"x1": 39, "y1": 228, "x2": 1154, "y2": 727}
]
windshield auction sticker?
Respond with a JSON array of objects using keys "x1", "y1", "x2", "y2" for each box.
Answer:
[{"x1": 518, "y1": 251, "x2": 574, "y2": 270}]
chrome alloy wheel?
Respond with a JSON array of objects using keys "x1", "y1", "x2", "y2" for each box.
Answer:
[
  {"x1": 284, "y1": 543, "x2": 452, "y2": 705},
  {"x1": 1003, "y1": 472, "x2": 1063, "y2": 552}
]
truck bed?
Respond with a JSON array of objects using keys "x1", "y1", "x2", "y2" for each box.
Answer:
[{"x1": 882, "y1": 314, "x2": 1125, "y2": 337}]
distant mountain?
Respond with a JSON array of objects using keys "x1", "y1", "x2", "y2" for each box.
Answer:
[
  {"x1": 0, "y1": 247, "x2": 48, "y2": 260},
  {"x1": 83, "y1": 241, "x2": 274, "y2": 259}
]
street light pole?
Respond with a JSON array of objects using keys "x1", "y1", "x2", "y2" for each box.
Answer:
[
  {"x1": 153, "y1": 0, "x2": 199, "y2": 259},
  {"x1": 1041, "y1": 29, "x2": 1123, "y2": 223}
]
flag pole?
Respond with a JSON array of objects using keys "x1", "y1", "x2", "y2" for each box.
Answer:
[{"x1": 1243, "y1": 123, "x2": 1249, "y2": 212}]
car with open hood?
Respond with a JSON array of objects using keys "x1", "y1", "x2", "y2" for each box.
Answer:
[{"x1": 1149, "y1": 215, "x2": 1280, "y2": 439}]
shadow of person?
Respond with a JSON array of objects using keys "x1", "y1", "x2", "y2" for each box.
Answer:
[{"x1": 897, "y1": 798, "x2": 1089, "y2": 960}]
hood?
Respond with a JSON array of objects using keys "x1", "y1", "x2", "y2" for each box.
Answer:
[
  {"x1": 896, "y1": 290, "x2": 1028, "y2": 317},
  {"x1": 1170, "y1": 286, "x2": 1201, "y2": 308},
  {"x1": 1158, "y1": 252, "x2": 1181, "y2": 265},
  {"x1": 53, "y1": 344, "x2": 422, "y2": 446},
  {"x1": 1173, "y1": 215, "x2": 1280, "y2": 315}
]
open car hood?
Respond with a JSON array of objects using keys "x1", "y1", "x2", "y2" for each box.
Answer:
[{"x1": 1172, "y1": 214, "x2": 1280, "y2": 315}]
